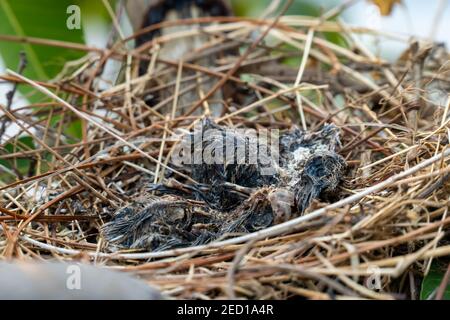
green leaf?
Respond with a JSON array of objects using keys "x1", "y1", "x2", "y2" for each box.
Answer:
[
  {"x1": 231, "y1": 0, "x2": 346, "y2": 48},
  {"x1": 420, "y1": 264, "x2": 450, "y2": 300},
  {"x1": 231, "y1": 0, "x2": 324, "y2": 17},
  {"x1": 0, "y1": 0, "x2": 85, "y2": 102},
  {"x1": 64, "y1": 118, "x2": 83, "y2": 142},
  {"x1": 0, "y1": 135, "x2": 35, "y2": 179}
]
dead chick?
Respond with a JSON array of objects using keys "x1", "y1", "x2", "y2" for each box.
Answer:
[
  {"x1": 101, "y1": 189, "x2": 274, "y2": 251},
  {"x1": 278, "y1": 124, "x2": 346, "y2": 214},
  {"x1": 184, "y1": 119, "x2": 346, "y2": 216},
  {"x1": 188, "y1": 118, "x2": 278, "y2": 211},
  {"x1": 101, "y1": 121, "x2": 346, "y2": 251},
  {"x1": 101, "y1": 196, "x2": 208, "y2": 250}
]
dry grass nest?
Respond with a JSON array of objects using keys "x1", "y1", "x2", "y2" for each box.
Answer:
[{"x1": 0, "y1": 13, "x2": 450, "y2": 299}]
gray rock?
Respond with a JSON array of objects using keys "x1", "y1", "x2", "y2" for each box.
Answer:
[{"x1": 0, "y1": 261, "x2": 164, "y2": 300}]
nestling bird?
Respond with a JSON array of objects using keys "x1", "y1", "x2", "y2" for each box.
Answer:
[
  {"x1": 278, "y1": 123, "x2": 346, "y2": 214},
  {"x1": 102, "y1": 120, "x2": 346, "y2": 251}
]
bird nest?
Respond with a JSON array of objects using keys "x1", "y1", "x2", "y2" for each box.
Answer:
[{"x1": 1, "y1": 12, "x2": 450, "y2": 300}]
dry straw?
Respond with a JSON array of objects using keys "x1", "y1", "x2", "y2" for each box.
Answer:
[{"x1": 0, "y1": 2, "x2": 449, "y2": 299}]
